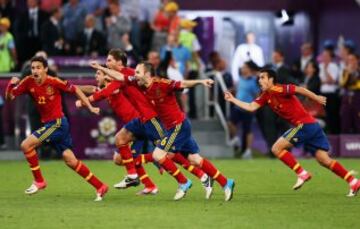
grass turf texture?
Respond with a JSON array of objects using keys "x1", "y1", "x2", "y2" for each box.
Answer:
[{"x1": 1, "y1": 159, "x2": 360, "y2": 229}]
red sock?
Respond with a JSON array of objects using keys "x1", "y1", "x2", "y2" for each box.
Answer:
[
  {"x1": 136, "y1": 165, "x2": 156, "y2": 188},
  {"x1": 159, "y1": 156, "x2": 187, "y2": 184},
  {"x1": 278, "y1": 150, "x2": 304, "y2": 175},
  {"x1": 200, "y1": 159, "x2": 227, "y2": 187},
  {"x1": 24, "y1": 150, "x2": 44, "y2": 183},
  {"x1": 135, "y1": 153, "x2": 154, "y2": 166},
  {"x1": 119, "y1": 145, "x2": 137, "y2": 176},
  {"x1": 73, "y1": 161, "x2": 103, "y2": 189},
  {"x1": 173, "y1": 153, "x2": 205, "y2": 179},
  {"x1": 330, "y1": 160, "x2": 354, "y2": 183}
]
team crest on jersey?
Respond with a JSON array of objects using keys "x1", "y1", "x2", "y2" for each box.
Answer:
[
  {"x1": 30, "y1": 88, "x2": 35, "y2": 93},
  {"x1": 46, "y1": 86, "x2": 54, "y2": 95}
]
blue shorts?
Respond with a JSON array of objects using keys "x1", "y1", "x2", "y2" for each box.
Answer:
[
  {"x1": 129, "y1": 139, "x2": 155, "y2": 158},
  {"x1": 158, "y1": 118, "x2": 200, "y2": 154},
  {"x1": 125, "y1": 118, "x2": 166, "y2": 143},
  {"x1": 282, "y1": 122, "x2": 330, "y2": 155},
  {"x1": 32, "y1": 117, "x2": 73, "y2": 154}
]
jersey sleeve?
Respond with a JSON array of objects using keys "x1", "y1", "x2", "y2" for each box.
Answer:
[
  {"x1": 6, "y1": 77, "x2": 30, "y2": 98},
  {"x1": 51, "y1": 78, "x2": 76, "y2": 93},
  {"x1": 254, "y1": 93, "x2": 268, "y2": 107},
  {"x1": 169, "y1": 80, "x2": 182, "y2": 91},
  {"x1": 92, "y1": 81, "x2": 123, "y2": 102},
  {"x1": 282, "y1": 84, "x2": 296, "y2": 95}
]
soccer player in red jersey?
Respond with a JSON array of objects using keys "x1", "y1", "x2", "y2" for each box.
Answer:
[
  {"x1": 90, "y1": 50, "x2": 193, "y2": 200},
  {"x1": 77, "y1": 69, "x2": 159, "y2": 195},
  {"x1": 97, "y1": 61, "x2": 235, "y2": 201},
  {"x1": 225, "y1": 68, "x2": 360, "y2": 196},
  {"x1": 5, "y1": 56, "x2": 108, "y2": 201}
]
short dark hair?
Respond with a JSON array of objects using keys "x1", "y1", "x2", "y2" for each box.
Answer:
[
  {"x1": 30, "y1": 56, "x2": 48, "y2": 68},
  {"x1": 259, "y1": 68, "x2": 278, "y2": 83},
  {"x1": 305, "y1": 60, "x2": 319, "y2": 76},
  {"x1": 139, "y1": 61, "x2": 156, "y2": 76},
  {"x1": 274, "y1": 49, "x2": 284, "y2": 57},
  {"x1": 108, "y1": 49, "x2": 127, "y2": 65},
  {"x1": 244, "y1": 60, "x2": 259, "y2": 71}
]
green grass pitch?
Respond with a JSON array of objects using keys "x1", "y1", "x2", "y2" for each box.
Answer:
[{"x1": 1, "y1": 159, "x2": 360, "y2": 229}]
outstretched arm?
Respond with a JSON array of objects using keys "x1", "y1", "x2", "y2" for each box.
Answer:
[
  {"x1": 77, "y1": 85, "x2": 97, "y2": 95},
  {"x1": 89, "y1": 61, "x2": 125, "y2": 81},
  {"x1": 180, "y1": 79, "x2": 214, "y2": 88},
  {"x1": 224, "y1": 91, "x2": 260, "y2": 112},
  {"x1": 73, "y1": 86, "x2": 100, "y2": 115},
  {"x1": 295, "y1": 86, "x2": 326, "y2": 106}
]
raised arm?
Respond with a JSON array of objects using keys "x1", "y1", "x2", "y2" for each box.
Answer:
[
  {"x1": 90, "y1": 61, "x2": 125, "y2": 81},
  {"x1": 77, "y1": 85, "x2": 97, "y2": 95},
  {"x1": 224, "y1": 91, "x2": 260, "y2": 112},
  {"x1": 73, "y1": 86, "x2": 100, "y2": 115},
  {"x1": 5, "y1": 77, "x2": 27, "y2": 100},
  {"x1": 295, "y1": 86, "x2": 326, "y2": 106},
  {"x1": 180, "y1": 79, "x2": 214, "y2": 88}
]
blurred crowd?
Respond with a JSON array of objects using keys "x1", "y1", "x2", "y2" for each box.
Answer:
[{"x1": 0, "y1": 0, "x2": 359, "y2": 158}]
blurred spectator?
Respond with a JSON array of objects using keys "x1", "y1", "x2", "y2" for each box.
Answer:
[
  {"x1": 105, "y1": 0, "x2": 131, "y2": 50},
  {"x1": 0, "y1": 0, "x2": 14, "y2": 23},
  {"x1": 40, "y1": 0, "x2": 62, "y2": 13},
  {"x1": 62, "y1": 0, "x2": 87, "y2": 53},
  {"x1": 303, "y1": 60, "x2": 321, "y2": 94},
  {"x1": 179, "y1": 19, "x2": 202, "y2": 118},
  {"x1": 339, "y1": 53, "x2": 360, "y2": 133},
  {"x1": 120, "y1": 0, "x2": 141, "y2": 52},
  {"x1": 15, "y1": 0, "x2": 48, "y2": 65},
  {"x1": 151, "y1": 0, "x2": 170, "y2": 52},
  {"x1": 231, "y1": 32, "x2": 264, "y2": 83},
  {"x1": 229, "y1": 61, "x2": 259, "y2": 159},
  {"x1": 164, "y1": 1, "x2": 180, "y2": 34},
  {"x1": 0, "y1": 17, "x2": 17, "y2": 72},
  {"x1": 75, "y1": 14, "x2": 106, "y2": 57},
  {"x1": 121, "y1": 33, "x2": 140, "y2": 67},
  {"x1": 208, "y1": 51, "x2": 235, "y2": 114},
  {"x1": 148, "y1": 50, "x2": 161, "y2": 70},
  {"x1": 269, "y1": 49, "x2": 296, "y2": 84},
  {"x1": 319, "y1": 48, "x2": 340, "y2": 134},
  {"x1": 292, "y1": 42, "x2": 315, "y2": 83},
  {"x1": 338, "y1": 40, "x2": 356, "y2": 76},
  {"x1": 80, "y1": 0, "x2": 107, "y2": 31},
  {"x1": 40, "y1": 8, "x2": 64, "y2": 55},
  {"x1": 140, "y1": 0, "x2": 160, "y2": 23},
  {"x1": 160, "y1": 32, "x2": 191, "y2": 77},
  {"x1": 301, "y1": 61, "x2": 324, "y2": 119}
]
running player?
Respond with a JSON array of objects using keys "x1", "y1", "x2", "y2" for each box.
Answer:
[
  {"x1": 96, "y1": 61, "x2": 235, "y2": 201},
  {"x1": 77, "y1": 69, "x2": 159, "y2": 195},
  {"x1": 224, "y1": 68, "x2": 360, "y2": 196},
  {"x1": 90, "y1": 49, "x2": 192, "y2": 200},
  {"x1": 5, "y1": 56, "x2": 108, "y2": 201}
]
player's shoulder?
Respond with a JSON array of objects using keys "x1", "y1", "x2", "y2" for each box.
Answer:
[
  {"x1": 47, "y1": 76, "x2": 67, "y2": 85},
  {"x1": 153, "y1": 77, "x2": 172, "y2": 84},
  {"x1": 269, "y1": 84, "x2": 284, "y2": 93}
]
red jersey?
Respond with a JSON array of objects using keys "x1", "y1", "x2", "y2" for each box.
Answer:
[
  {"x1": 92, "y1": 80, "x2": 140, "y2": 123},
  {"x1": 120, "y1": 67, "x2": 157, "y2": 123},
  {"x1": 6, "y1": 75, "x2": 76, "y2": 123},
  {"x1": 133, "y1": 77, "x2": 185, "y2": 130},
  {"x1": 254, "y1": 84, "x2": 316, "y2": 126}
]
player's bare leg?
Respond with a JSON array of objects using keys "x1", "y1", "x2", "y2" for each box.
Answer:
[
  {"x1": 272, "y1": 137, "x2": 311, "y2": 190},
  {"x1": 315, "y1": 150, "x2": 360, "y2": 197},
  {"x1": 20, "y1": 135, "x2": 47, "y2": 195},
  {"x1": 63, "y1": 149, "x2": 108, "y2": 201},
  {"x1": 114, "y1": 128, "x2": 140, "y2": 188},
  {"x1": 188, "y1": 153, "x2": 234, "y2": 201},
  {"x1": 153, "y1": 148, "x2": 192, "y2": 200}
]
